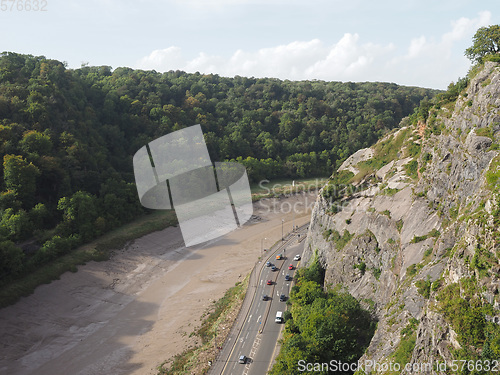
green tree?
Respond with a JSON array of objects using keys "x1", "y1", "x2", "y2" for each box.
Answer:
[
  {"x1": 3, "y1": 154, "x2": 40, "y2": 208},
  {"x1": 30, "y1": 203, "x2": 50, "y2": 230},
  {"x1": 465, "y1": 25, "x2": 500, "y2": 63},
  {"x1": 290, "y1": 279, "x2": 325, "y2": 306},
  {"x1": 57, "y1": 191, "x2": 98, "y2": 242},
  {"x1": 0, "y1": 208, "x2": 33, "y2": 241},
  {"x1": 0, "y1": 240, "x2": 25, "y2": 282},
  {"x1": 20, "y1": 130, "x2": 53, "y2": 156}
]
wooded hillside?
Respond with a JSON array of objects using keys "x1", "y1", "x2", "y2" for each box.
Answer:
[{"x1": 0, "y1": 52, "x2": 438, "y2": 285}]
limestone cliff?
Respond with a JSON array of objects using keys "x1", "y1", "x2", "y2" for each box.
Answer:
[{"x1": 304, "y1": 61, "x2": 500, "y2": 374}]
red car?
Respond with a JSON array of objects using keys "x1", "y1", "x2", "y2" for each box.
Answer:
[
  {"x1": 267, "y1": 280, "x2": 273, "y2": 285},
  {"x1": 288, "y1": 264, "x2": 294, "y2": 270}
]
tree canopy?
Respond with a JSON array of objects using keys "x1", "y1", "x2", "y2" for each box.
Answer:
[
  {"x1": 270, "y1": 256, "x2": 375, "y2": 375},
  {"x1": 465, "y1": 25, "x2": 500, "y2": 63}
]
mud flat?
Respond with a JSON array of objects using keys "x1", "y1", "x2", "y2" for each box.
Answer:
[{"x1": 0, "y1": 192, "x2": 316, "y2": 375}]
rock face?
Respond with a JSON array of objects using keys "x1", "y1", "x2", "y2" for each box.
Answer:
[{"x1": 303, "y1": 62, "x2": 500, "y2": 373}]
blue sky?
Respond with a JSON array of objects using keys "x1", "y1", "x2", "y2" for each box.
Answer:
[{"x1": 1, "y1": 0, "x2": 498, "y2": 89}]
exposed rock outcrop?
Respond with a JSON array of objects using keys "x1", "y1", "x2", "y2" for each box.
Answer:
[{"x1": 304, "y1": 61, "x2": 500, "y2": 373}]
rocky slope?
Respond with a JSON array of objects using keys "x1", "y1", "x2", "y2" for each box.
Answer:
[{"x1": 303, "y1": 61, "x2": 500, "y2": 374}]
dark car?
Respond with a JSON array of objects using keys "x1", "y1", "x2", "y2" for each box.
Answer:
[
  {"x1": 285, "y1": 274, "x2": 291, "y2": 281},
  {"x1": 271, "y1": 265, "x2": 278, "y2": 271},
  {"x1": 279, "y1": 294, "x2": 287, "y2": 302},
  {"x1": 262, "y1": 294, "x2": 269, "y2": 301}
]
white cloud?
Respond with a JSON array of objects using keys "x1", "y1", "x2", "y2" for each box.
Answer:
[
  {"x1": 396, "y1": 10, "x2": 491, "y2": 62},
  {"x1": 136, "y1": 11, "x2": 494, "y2": 89},
  {"x1": 386, "y1": 11, "x2": 492, "y2": 87},
  {"x1": 406, "y1": 36, "x2": 427, "y2": 59},
  {"x1": 137, "y1": 35, "x2": 393, "y2": 82},
  {"x1": 137, "y1": 46, "x2": 185, "y2": 71},
  {"x1": 442, "y1": 10, "x2": 492, "y2": 44}
]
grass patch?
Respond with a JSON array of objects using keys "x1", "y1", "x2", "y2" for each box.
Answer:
[
  {"x1": 322, "y1": 170, "x2": 355, "y2": 199},
  {"x1": 330, "y1": 229, "x2": 354, "y2": 250},
  {"x1": 197, "y1": 280, "x2": 247, "y2": 344},
  {"x1": 396, "y1": 219, "x2": 404, "y2": 233},
  {"x1": 381, "y1": 210, "x2": 391, "y2": 218},
  {"x1": 449, "y1": 205, "x2": 459, "y2": 219},
  {"x1": 353, "y1": 261, "x2": 366, "y2": 274},
  {"x1": 388, "y1": 318, "x2": 418, "y2": 374},
  {"x1": 404, "y1": 159, "x2": 419, "y2": 180},
  {"x1": 406, "y1": 264, "x2": 417, "y2": 277},
  {"x1": 384, "y1": 187, "x2": 401, "y2": 196},
  {"x1": 410, "y1": 235, "x2": 428, "y2": 244},
  {"x1": 470, "y1": 247, "x2": 494, "y2": 278},
  {"x1": 415, "y1": 277, "x2": 431, "y2": 299},
  {"x1": 410, "y1": 228, "x2": 440, "y2": 244},
  {"x1": 406, "y1": 141, "x2": 421, "y2": 158},
  {"x1": 475, "y1": 126, "x2": 494, "y2": 139},
  {"x1": 358, "y1": 128, "x2": 411, "y2": 173},
  {"x1": 486, "y1": 154, "x2": 500, "y2": 190},
  {"x1": 436, "y1": 278, "x2": 488, "y2": 348},
  {"x1": 159, "y1": 347, "x2": 197, "y2": 375}
]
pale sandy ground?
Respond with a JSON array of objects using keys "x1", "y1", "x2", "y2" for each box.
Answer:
[{"x1": 0, "y1": 192, "x2": 317, "y2": 375}]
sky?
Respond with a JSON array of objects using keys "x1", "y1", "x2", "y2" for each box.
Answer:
[{"x1": 0, "y1": 0, "x2": 498, "y2": 89}]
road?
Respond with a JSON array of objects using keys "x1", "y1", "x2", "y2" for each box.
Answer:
[{"x1": 216, "y1": 228, "x2": 306, "y2": 375}]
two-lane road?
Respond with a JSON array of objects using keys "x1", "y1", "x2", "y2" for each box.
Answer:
[{"x1": 219, "y1": 231, "x2": 305, "y2": 375}]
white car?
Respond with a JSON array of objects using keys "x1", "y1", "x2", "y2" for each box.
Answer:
[{"x1": 294, "y1": 254, "x2": 301, "y2": 261}]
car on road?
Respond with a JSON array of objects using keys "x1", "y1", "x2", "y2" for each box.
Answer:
[
  {"x1": 285, "y1": 274, "x2": 291, "y2": 281},
  {"x1": 276, "y1": 254, "x2": 282, "y2": 260},
  {"x1": 288, "y1": 264, "x2": 294, "y2": 270},
  {"x1": 262, "y1": 294, "x2": 269, "y2": 301},
  {"x1": 275, "y1": 311, "x2": 283, "y2": 323},
  {"x1": 271, "y1": 265, "x2": 278, "y2": 271},
  {"x1": 279, "y1": 294, "x2": 287, "y2": 302},
  {"x1": 294, "y1": 254, "x2": 301, "y2": 261},
  {"x1": 266, "y1": 261, "x2": 272, "y2": 267},
  {"x1": 239, "y1": 355, "x2": 247, "y2": 364},
  {"x1": 267, "y1": 280, "x2": 273, "y2": 285}
]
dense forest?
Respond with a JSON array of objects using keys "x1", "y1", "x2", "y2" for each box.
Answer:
[{"x1": 0, "y1": 52, "x2": 438, "y2": 285}]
